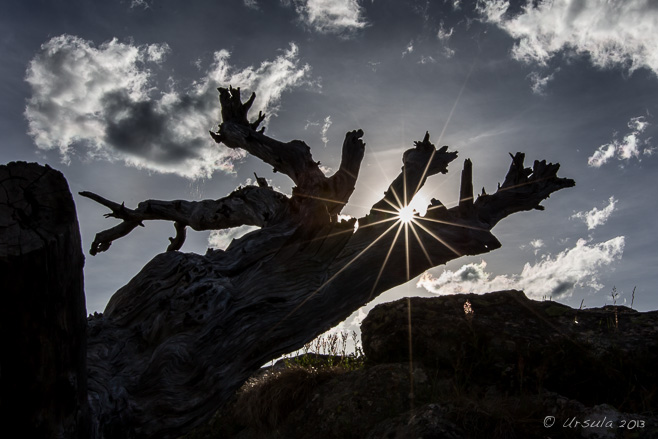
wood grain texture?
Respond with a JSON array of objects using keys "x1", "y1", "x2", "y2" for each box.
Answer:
[{"x1": 80, "y1": 87, "x2": 575, "y2": 438}]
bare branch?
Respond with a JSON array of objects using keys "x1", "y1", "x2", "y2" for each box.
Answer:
[
  {"x1": 473, "y1": 153, "x2": 576, "y2": 227},
  {"x1": 80, "y1": 184, "x2": 290, "y2": 255},
  {"x1": 211, "y1": 87, "x2": 326, "y2": 190},
  {"x1": 166, "y1": 221, "x2": 187, "y2": 252},
  {"x1": 365, "y1": 132, "x2": 458, "y2": 221}
]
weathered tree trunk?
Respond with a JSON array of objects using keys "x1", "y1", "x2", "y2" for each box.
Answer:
[
  {"x1": 0, "y1": 162, "x2": 89, "y2": 438},
  {"x1": 78, "y1": 87, "x2": 575, "y2": 438}
]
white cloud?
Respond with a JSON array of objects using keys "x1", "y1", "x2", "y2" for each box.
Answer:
[
  {"x1": 437, "y1": 21, "x2": 456, "y2": 58},
  {"x1": 25, "y1": 35, "x2": 311, "y2": 178},
  {"x1": 572, "y1": 196, "x2": 617, "y2": 230},
  {"x1": 292, "y1": 0, "x2": 368, "y2": 34},
  {"x1": 208, "y1": 225, "x2": 260, "y2": 250},
  {"x1": 367, "y1": 60, "x2": 381, "y2": 72},
  {"x1": 528, "y1": 71, "x2": 554, "y2": 95},
  {"x1": 130, "y1": 0, "x2": 149, "y2": 9},
  {"x1": 529, "y1": 238, "x2": 544, "y2": 248},
  {"x1": 321, "y1": 115, "x2": 332, "y2": 147},
  {"x1": 437, "y1": 22, "x2": 453, "y2": 41},
  {"x1": 243, "y1": 0, "x2": 259, "y2": 9},
  {"x1": 477, "y1": 0, "x2": 658, "y2": 77},
  {"x1": 303, "y1": 115, "x2": 332, "y2": 146},
  {"x1": 476, "y1": 0, "x2": 509, "y2": 24},
  {"x1": 402, "y1": 40, "x2": 414, "y2": 57},
  {"x1": 529, "y1": 238, "x2": 544, "y2": 254},
  {"x1": 588, "y1": 116, "x2": 652, "y2": 167},
  {"x1": 417, "y1": 236, "x2": 625, "y2": 300}
]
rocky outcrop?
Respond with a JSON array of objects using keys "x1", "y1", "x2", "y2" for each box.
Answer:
[
  {"x1": 1, "y1": 162, "x2": 89, "y2": 439},
  {"x1": 362, "y1": 290, "x2": 658, "y2": 412},
  {"x1": 187, "y1": 290, "x2": 658, "y2": 439}
]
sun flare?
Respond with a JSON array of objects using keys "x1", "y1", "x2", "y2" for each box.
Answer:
[{"x1": 397, "y1": 205, "x2": 415, "y2": 224}]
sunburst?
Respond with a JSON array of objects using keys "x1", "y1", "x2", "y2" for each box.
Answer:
[{"x1": 397, "y1": 204, "x2": 415, "y2": 224}]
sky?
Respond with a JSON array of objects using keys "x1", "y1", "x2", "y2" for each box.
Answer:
[{"x1": 2, "y1": 0, "x2": 658, "y2": 332}]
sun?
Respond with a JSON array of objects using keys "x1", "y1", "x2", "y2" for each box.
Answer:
[{"x1": 397, "y1": 205, "x2": 415, "y2": 224}]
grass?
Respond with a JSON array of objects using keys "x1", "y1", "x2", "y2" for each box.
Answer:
[{"x1": 280, "y1": 330, "x2": 366, "y2": 371}]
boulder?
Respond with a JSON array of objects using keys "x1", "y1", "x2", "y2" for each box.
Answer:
[
  {"x1": 186, "y1": 290, "x2": 658, "y2": 438},
  {"x1": 361, "y1": 290, "x2": 658, "y2": 413}
]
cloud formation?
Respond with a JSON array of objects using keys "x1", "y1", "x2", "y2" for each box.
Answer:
[
  {"x1": 437, "y1": 22, "x2": 455, "y2": 58},
  {"x1": 588, "y1": 116, "x2": 653, "y2": 167},
  {"x1": 25, "y1": 35, "x2": 311, "y2": 178},
  {"x1": 130, "y1": 0, "x2": 149, "y2": 8},
  {"x1": 321, "y1": 115, "x2": 332, "y2": 147},
  {"x1": 477, "y1": 0, "x2": 658, "y2": 77},
  {"x1": 417, "y1": 236, "x2": 625, "y2": 300},
  {"x1": 572, "y1": 197, "x2": 617, "y2": 230},
  {"x1": 402, "y1": 40, "x2": 414, "y2": 57},
  {"x1": 292, "y1": 0, "x2": 368, "y2": 34},
  {"x1": 527, "y1": 71, "x2": 554, "y2": 95}
]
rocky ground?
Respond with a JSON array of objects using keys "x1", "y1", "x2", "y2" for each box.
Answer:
[{"x1": 185, "y1": 290, "x2": 658, "y2": 439}]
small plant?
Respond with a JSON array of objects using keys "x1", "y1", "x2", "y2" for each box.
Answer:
[
  {"x1": 611, "y1": 286, "x2": 619, "y2": 330},
  {"x1": 282, "y1": 330, "x2": 366, "y2": 371},
  {"x1": 464, "y1": 299, "x2": 474, "y2": 321}
]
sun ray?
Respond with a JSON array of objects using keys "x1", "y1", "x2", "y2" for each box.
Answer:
[
  {"x1": 370, "y1": 206, "x2": 402, "y2": 216},
  {"x1": 412, "y1": 58, "x2": 477, "y2": 200},
  {"x1": 404, "y1": 221, "x2": 410, "y2": 280},
  {"x1": 266, "y1": 220, "x2": 401, "y2": 336},
  {"x1": 299, "y1": 215, "x2": 400, "y2": 246},
  {"x1": 413, "y1": 220, "x2": 462, "y2": 257},
  {"x1": 408, "y1": 222, "x2": 434, "y2": 266},
  {"x1": 368, "y1": 220, "x2": 404, "y2": 300},
  {"x1": 415, "y1": 215, "x2": 489, "y2": 231}
]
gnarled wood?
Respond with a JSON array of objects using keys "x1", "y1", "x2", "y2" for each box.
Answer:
[{"x1": 79, "y1": 87, "x2": 574, "y2": 438}]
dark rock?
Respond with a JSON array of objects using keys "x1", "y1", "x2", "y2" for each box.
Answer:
[
  {"x1": 361, "y1": 290, "x2": 658, "y2": 413},
  {"x1": 0, "y1": 162, "x2": 89, "y2": 438},
  {"x1": 186, "y1": 290, "x2": 658, "y2": 439}
]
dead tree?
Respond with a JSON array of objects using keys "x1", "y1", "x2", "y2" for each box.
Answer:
[{"x1": 81, "y1": 86, "x2": 574, "y2": 438}]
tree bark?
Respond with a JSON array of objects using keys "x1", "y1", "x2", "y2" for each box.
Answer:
[
  {"x1": 78, "y1": 86, "x2": 575, "y2": 438},
  {"x1": 0, "y1": 162, "x2": 89, "y2": 438}
]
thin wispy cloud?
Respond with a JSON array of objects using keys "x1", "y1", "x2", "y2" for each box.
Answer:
[
  {"x1": 321, "y1": 115, "x2": 332, "y2": 147},
  {"x1": 437, "y1": 21, "x2": 455, "y2": 58},
  {"x1": 291, "y1": 0, "x2": 368, "y2": 35},
  {"x1": 417, "y1": 236, "x2": 625, "y2": 300},
  {"x1": 25, "y1": 35, "x2": 311, "y2": 178},
  {"x1": 304, "y1": 115, "x2": 332, "y2": 146},
  {"x1": 477, "y1": 0, "x2": 658, "y2": 77},
  {"x1": 402, "y1": 40, "x2": 414, "y2": 57},
  {"x1": 527, "y1": 71, "x2": 554, "y2": 95},
  {"x1": 572, "y1": 197, "x2": 617, "y2": 230},
  {"x1": 130, "y1": 0, "x2": 149, "y2": 9},
  {"x1": 529, "y1": 238, "x2": 544, "y2": 255},
  {"x1": 588, "y1": 116, "x2": 653, "y2": 167}
]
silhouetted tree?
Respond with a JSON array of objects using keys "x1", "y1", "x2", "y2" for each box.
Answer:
[{"x1": 75, "y1": 86, "x2": 574, "y2": 438}]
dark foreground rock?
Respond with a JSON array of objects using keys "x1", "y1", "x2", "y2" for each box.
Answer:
[
  {"x1": 1, "y1": 162, "x2": 89, "y2": 438},
  {"x1": 186, "y1": 290, "x2": 658, "y2": 439}
]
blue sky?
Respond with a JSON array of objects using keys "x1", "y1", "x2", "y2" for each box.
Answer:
[{"x1": 2, "y1": 0, "x2": 657, "y2": 325}]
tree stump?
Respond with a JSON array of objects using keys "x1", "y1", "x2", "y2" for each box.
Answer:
[{"x1": 0, "y1": 162, "x2": 89, "y2": 439}]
